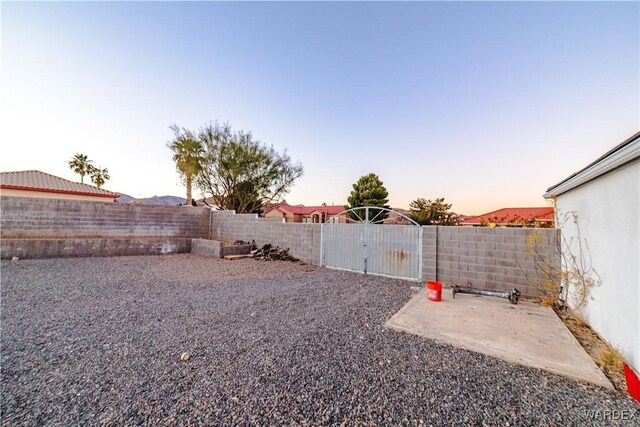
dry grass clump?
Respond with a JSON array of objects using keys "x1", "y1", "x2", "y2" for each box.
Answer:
[
  {"x1": 539, "y1": 294, "x2": 558, "y2": 307},
  {"x1": 556, "y1": 307, "x2": 627, "y2": 392},
  {"x1": 595, "y1": 348, "x2": 625, "y2": 374}
]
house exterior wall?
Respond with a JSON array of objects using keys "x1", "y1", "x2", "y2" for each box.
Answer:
[
  {"x1": 0, "y1": 188, "x2": 116, "y2": 202},
  {"x1": 264, "y1": 209, "x2": 291, "y2": 222},
  {"x1": 554, "y1": 158, "x2": 639, "y2": 373},
  {"x1": 263, "y1": 207, "x2": 348, "y2": 223},
  {"x1": 311, "y1": 212, "x2": 349, "y2": 224}
]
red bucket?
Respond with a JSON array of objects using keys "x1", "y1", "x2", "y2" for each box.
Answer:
[
  {"x1": 624, "y1": 365, "x2": 640, "y2": 402},
  {"x1": 427, "y1": 281, "x2": 442, "y2": 302}
]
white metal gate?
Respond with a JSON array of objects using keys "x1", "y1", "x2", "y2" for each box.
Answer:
[{"x1": 321, "y1": 207, "x2": 422, "y2": 281}]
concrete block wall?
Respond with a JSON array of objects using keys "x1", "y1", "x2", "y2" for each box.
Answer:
[
  {"x1": 191, "y1": 238, "x2": 222, "y2": 258},
  {"x1": 222, "y1": 244, "x2": 252, "y2": 256},
  {"x1": 4, "y1": 238, "x2": 193, "y2": 259},
  {"x1": 211, "y1": 211, "x2": 559, "y2": 297},
  {"x1": 421, "y1": 227, "x2": 437, "y2": 280},
  {"x1": 211, "y1": 211, "x2": 321, "y2": 264},
  {"x1": 1, "y1": 195, "x2": 559, "y2": 297},
  {"x1": 0, "y1": 196, "x2": 210, "y2": 259},
  {"x1": 1, "y1": 196, "x2": 210, "y2": 239},
  {"x1": 433, "y1": 227, "x2": 560, "y2": 297}
]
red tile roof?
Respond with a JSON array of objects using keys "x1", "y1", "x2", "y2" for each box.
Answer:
[
  {"x1": 308, "y1": 206, "x2": 347, "y2": 215},
  {"x1": 266, "y1": 203, "x2": 346, "y2": 216},
  {"x1": 461, "y1": 207, "x2": 554, "y2": 225},
  {"x1": 0, "y1": 170, "x2": 120, "y2": 198}
]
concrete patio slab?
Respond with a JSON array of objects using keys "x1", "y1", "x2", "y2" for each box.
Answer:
[{"x1": 386, "y1": 289, "x2": 613, "y2": 390}]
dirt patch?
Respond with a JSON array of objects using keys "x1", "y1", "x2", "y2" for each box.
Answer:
[{"x1": 556, "y1": 307, "x2": 628, "y2": 393}]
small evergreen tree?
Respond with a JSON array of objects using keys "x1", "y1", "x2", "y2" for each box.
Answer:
[{"x1": 346, "y1": 173, "x2": 390, "y2": 221}]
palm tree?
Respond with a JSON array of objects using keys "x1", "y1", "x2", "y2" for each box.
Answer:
[
  {"x1": 90, "y1": 167, "x2": 110, "y2": 189},
  {"x1": 168, "y1": 125, "x2": 204, "y2": 206},
  {"x1": 68, "y1": 153, "x2": 94, "y2": 183}
]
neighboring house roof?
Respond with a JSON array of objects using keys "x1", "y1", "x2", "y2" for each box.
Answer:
[
  {"x1": 308, "y1": 206, "x2": 348, "y2": 216},
  {"x1": 545, "y1": 131, "x2": 640, "y2": 198},
  {"x1": 0, "y1": 170, "x2": 120, "y2": 198},
  {"x1": 265, "y1": 203, "x2": 346, "y2": 216},
  {"x1": 461, "y1": 207, "x2": 554, "y2": 225}
]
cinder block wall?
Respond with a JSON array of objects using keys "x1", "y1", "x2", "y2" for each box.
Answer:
[
  {"x1": 2, "y1": 196, "x2": 559, "y2": 297},
  {"x1": 429, "y1": 227, "x2": 560, "y2": 297},
  {"x1": 211, "y1": 211, "x2": 321, "y2": 264},
  {"x1": 421, "y1": 227, "x2": 437, "y2": 280},
  {"x1": 0, "y1": 196, "x2": 210, "y2": 259},
  {"x1": 212, "y1": 212, "x2": 559, "y2": 296}
]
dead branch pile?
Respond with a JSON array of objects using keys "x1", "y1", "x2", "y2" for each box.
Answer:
[{"x1": 252, "y1": 244, "x2": 298, "y2": 262}]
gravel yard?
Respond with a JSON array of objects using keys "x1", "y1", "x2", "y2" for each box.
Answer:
[{"x1": 2, "y1": 255, "x2": 638, "y2": 426}]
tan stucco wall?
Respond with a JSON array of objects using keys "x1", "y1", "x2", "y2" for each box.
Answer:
[
  {"x1": 0, "y1": 188, "x2": 116, "y2": 203},
  {"x1": 264, "y1": 208, "x2": 347, "y2": 223},
  {"x1": 265, "y1": 209, "x2": 284, "y2": 220},
  {"x1": 308, "y1": 211, "x2": 348, "y2": 223},
  {"x1": 264, "y1": 209, "x2": 294, "y2": 222}
]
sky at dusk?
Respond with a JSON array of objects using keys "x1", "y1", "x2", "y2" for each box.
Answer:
[{"x1": 1, "y1": 1, "x2": 638, "y2": 215}]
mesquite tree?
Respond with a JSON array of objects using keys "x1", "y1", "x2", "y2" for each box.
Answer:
[
  {"x1": 196, "y1": 122, "x2": 303, "y2": 213},
  {"x1": 409, "y1": 197, "x2": 459, "y2": 225}
]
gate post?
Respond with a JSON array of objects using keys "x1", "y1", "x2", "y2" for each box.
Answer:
[
  {"x1": 320, "y1": 223, "x2": 325, "y2": 266},
  {"x1": 363, "y1": 207, "x2": 369, "y2": 274},
  {"x1": 418, "y1": 226, "x2": 423, "y2": 281}
]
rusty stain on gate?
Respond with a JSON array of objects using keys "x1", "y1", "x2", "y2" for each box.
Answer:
[{"x1": 321, "y1": 207, "x2": 422, "y2": 281}]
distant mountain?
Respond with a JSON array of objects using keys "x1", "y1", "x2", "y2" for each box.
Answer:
[
  {"x1": 138, "y1": 195, "x2": 187, "y2": 206},
  {"x1": 115, "y1": 194, "x2": 135, "y2": 203},
  {"x1": 384, "y1": 208, "x2": 414, "y2": 225},
  {"x1": 115, "y1": 194, "x2": 187, "y2": 206}
]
